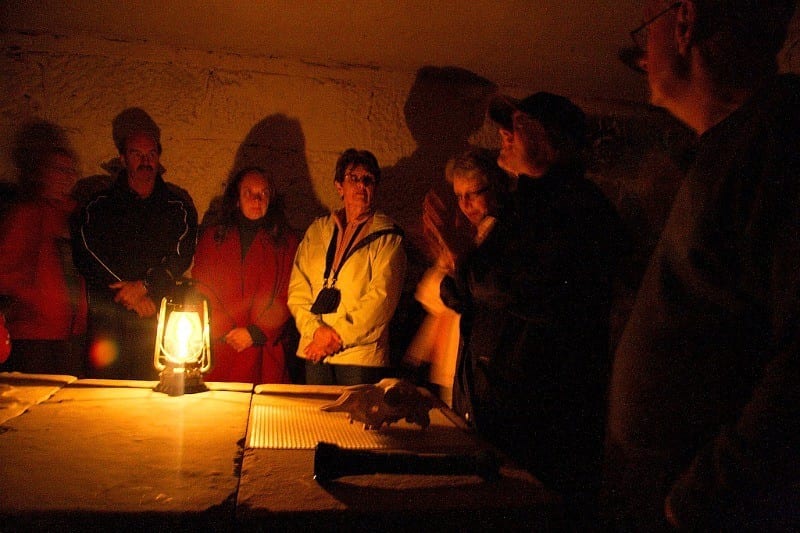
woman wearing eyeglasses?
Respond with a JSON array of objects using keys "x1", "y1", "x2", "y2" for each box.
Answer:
[
  {"x1": 192, "y1": 167, "x2": 298, "y2": 384},
  {"x1": 288, "y1": 148, "x2": 406, "y2": 385},
  {"x1": 403, "y1": 148, "x2": 509, "y2": 406}
]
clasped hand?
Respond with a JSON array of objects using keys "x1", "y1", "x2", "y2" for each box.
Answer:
[
  {"x1": 225, "y1": 327, "x2": 254, "y2": 352},
  {"x1": 110, "y1": 280, "x2": 156, "y2": 318},
  {"x1": 304, "y1": 325, "x2": 342, "y2": 363}
]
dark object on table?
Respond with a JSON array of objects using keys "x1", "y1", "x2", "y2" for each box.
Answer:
[{"x1": 313, "y1": 441, "x2": 500, "y2": 483}]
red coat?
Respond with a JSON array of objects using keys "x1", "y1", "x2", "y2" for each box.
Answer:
[
  {"x1": 192, "y1": 225, "x2": 298, "y2": 384},
  {"x1": 0, "y1": 200, "x2": 87, "y2": 340},
  {"x1": 0, "y1": 314, "x2": 10, "y2": 363}
]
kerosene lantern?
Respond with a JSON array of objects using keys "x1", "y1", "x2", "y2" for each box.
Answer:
[{"x1": 153, "y1": 280, "x2": 211, "y2": 396}]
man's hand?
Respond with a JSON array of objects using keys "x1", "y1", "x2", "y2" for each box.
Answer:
[
  {"x1": 111, "y1": 280, "x2": 148, "y2": 309},
  {"x1": 304, "y1": 325, "x2": 342, "y2": 362},
  {"x1": 225, "y1": 327, "x2": 254, "y2": 352},
  {"x1": 111, "y1": 280, "x2": 156, "y2": 317},
  {"x1": 131, "y1": 295, "x2": 157, "y2": 318}
]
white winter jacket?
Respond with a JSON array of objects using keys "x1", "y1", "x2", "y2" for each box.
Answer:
[{"x1": 288, "y1": 210, "x2": 406, "y2": 367}]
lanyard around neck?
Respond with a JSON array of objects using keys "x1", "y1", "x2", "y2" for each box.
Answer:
[{"x1": 323, "y1": 220, "x2": 368, "y2": 287}]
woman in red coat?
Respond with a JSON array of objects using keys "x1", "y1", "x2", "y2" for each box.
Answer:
[
  {"x1": 193, "y1": 167, "x2": 298, "y2": 384},
  {"x1": 0, "y1": 123, "x2": 87, "y2": 376}
]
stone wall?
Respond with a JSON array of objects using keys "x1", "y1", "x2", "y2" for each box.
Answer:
[
  {"x1": 0, "y1": 32, "x2": 680, "y2": 239},
  {"x1": 2, "y1": 33, "x2": 419, "y2": 230},
  {"x1": 0, "y1": 30, "x2": 698, "y2": 351}
]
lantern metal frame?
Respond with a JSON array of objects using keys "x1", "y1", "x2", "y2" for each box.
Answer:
[{"x1": 153, "y1": 286, "x2": 212, "y2": 396}]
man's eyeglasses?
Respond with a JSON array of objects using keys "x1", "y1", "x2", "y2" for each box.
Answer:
[
  {"x1": 344, "y1": 173, "x2": 376, "y2": 187},
  {"x1": 630, "y1": 2, "x2": 681, "y2": 51},
  {"x1": 455, "y1": 186, "x2": 489, "y2": 203}
]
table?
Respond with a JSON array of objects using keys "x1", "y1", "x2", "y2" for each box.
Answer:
[{"x1": 0, "y1": 373, "x2": 563, "y2": 530}]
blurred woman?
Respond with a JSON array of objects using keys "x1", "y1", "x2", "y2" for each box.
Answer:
[
  {"x1": 404, "y1": 148, "x2": 508, "y2": 406},
  {"x1": 192, "y1": 167, "x2": 298, "y2": 384},
  {"x1": 0, "y1": 121, "x2": 87, "y2": 375},
  {"x1": 288, "y1": 148, "x2": 406, "y2": 385}
]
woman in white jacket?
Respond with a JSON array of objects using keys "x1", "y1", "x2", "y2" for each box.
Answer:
[{"x1": 288, "y1": 148, "x2": 406, "y2": 385}]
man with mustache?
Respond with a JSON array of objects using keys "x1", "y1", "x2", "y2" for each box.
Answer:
[{"x1": 72, "y1": 108, "x2": 198, "y2": 380}]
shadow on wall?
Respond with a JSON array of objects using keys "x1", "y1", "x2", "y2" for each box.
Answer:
[
  {"x1": 381, "y1": 66, "x2": 498, "y2": 281},
  {"x1": 203, "y1": 114, "x2": 326, "y2": 234},
  {"x1": 380, "y1": 66, "x2": 497, "y2": 364}
]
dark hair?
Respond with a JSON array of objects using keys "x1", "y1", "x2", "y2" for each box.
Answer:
[
  {"x1": 445, "y1": 147, "x2": 510, "y2": 216},
  {"x1": 210, "y1": 167, "x2": 288, "y2": 244},
  {"x1": 12, "y1": 120, "x2": 77, "y2": 199},
  {"x1": 113, "y1": 107, "x2": 163, "y2": 155},
  {"x1": 692, "y1": 0, "x2": 796, "y2": 88},
  {"x1": 334, "y1": 148, "x2": 381, "y2": 184}
]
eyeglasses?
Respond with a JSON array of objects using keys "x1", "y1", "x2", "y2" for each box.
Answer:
[
  {"x1": 630, "y1": 2, "x2": 681, "y2": 51},
  {"x1": 344, "y1": 172, "x2": 376, "y2": 187},
  {"x1": 455, "y1": 186, "x2": 489, "y2": 203}
]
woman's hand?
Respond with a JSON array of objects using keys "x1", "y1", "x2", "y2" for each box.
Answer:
[
  {"x1": 225, "y1": 327, "x2": 254, "y2": 352},
  {"x1": 304, "y1": 325, "x2": 342, "y2": 362}
]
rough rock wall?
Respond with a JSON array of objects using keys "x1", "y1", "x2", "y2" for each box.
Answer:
[
  {"x1": 0, "y1": 31, "x2": 695, "y2": 346},
  {"x1": 0, "y1": 32, "x2": 681, "y2": 237},
  {"x1": 0, "y1": 33, "x2": 429, "y2": 231}
]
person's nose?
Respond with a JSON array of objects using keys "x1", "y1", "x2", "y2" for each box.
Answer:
[{"x1": 247, "y1": 193, "x2": 266, "y2": 204}]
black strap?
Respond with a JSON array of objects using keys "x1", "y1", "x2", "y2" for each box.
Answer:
[
  {"x1": 322, "y1": 220, "x2": 367, "y2": 286},
  {"x1": 322, "y1": 223, "x2": 403, "y2": 287},
  {"x1": 322, "y1": 226, "x2": 339, "y2": 286}
]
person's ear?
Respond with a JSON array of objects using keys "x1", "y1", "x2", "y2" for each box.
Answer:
[
  {"x1": 516, "y1": 113, "x2": 545, "y2": 135},
  {"x1": 517, "y1": 115, "x2": 549, "y2": 144},
  {"x1": 675, "y1": 0, "x2": 696, "y2": 56},
  {"x1": 334, "y1": 179, "x2": 344, "y2": 198},
  {"x1": 498, "y1": 127, "x2": 514, "y2": 142}
]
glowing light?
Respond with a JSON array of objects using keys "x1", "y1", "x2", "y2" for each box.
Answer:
[
  {"x1": 163, "y1": 311, "x2": 202, "y2": 365},
  {"x1": 153, "y1": 287, "x2": 211, "y2": 396},
  {"x1": 89, "y1": 338, "x2": 118, "y2": 369}
]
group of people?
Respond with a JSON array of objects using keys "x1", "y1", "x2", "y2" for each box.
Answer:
[
  {"x1": 1, "y1": 0, "x2": 800, "y2": 528},
  {"x1": 0, "y1": 111, "x2": 407, "y2": 389}
]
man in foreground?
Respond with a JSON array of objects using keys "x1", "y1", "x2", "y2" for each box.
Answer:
[{"x1": 605, "y1": 1, "x2": 800, "y2": 529}]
